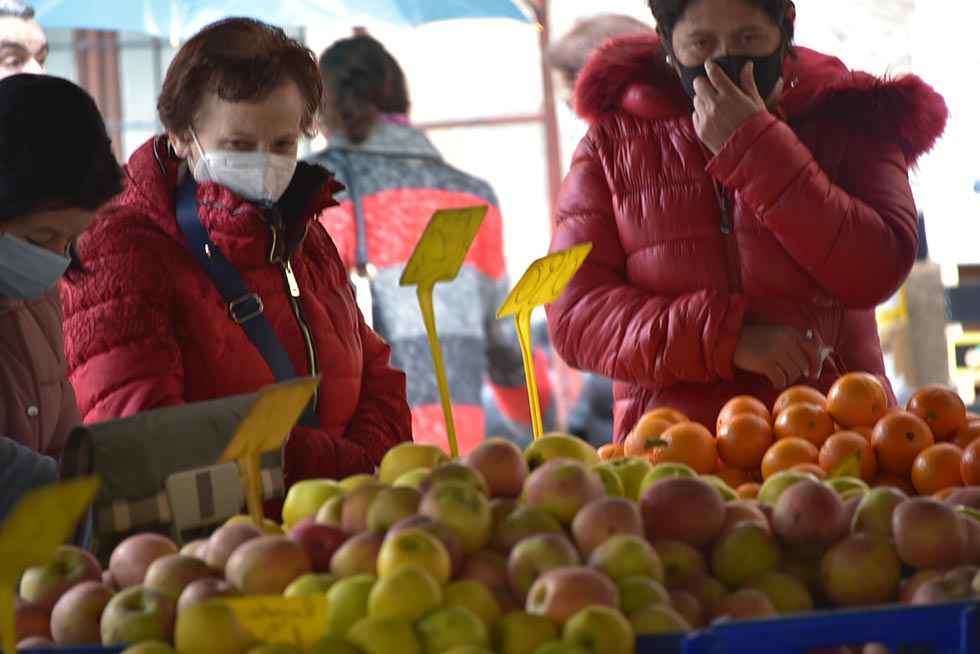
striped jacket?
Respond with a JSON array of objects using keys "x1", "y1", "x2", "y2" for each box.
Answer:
[{"x1": 309, "y1": 123, "x2": 549, "y2": 454}]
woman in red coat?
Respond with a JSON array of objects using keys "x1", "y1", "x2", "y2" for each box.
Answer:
[
  {"x1": 61, "y1": 18, "x2": 412, "y2": 484},
  {"x1": 546, "y1": 0, "x2": 948, "y2": 441}
]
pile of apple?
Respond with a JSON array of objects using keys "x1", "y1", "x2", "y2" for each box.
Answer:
[{"x1": 14, "y1": 431, "x2": 980, "y2": 654}]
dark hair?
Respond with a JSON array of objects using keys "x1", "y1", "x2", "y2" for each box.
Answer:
[
  {"x1": 158, "y1": 18, "x2": 322, "y2": 138},
  {"x1": 0, "y1": 74, "x2": 122, "y2": 223},
  {"x1": 0, "y1": 1, "x2": 33, "y2": 19},
  {"x1": 547, "y1": 14, "x2": 654, "y2": 82},
  {"x1": 318, "y1": 36, "x2": 410, "y2": 144},
  {"x1": 649, "y1": 0, "x2": 795, "y2": 49}
]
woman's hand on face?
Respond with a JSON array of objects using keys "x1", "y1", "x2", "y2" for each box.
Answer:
[
  {"x1": 692, "y1": 60, "x2": 781, "y2": 154},
  {"x1": 733, "y1": 324, "x2": 821, "y2": 390}
]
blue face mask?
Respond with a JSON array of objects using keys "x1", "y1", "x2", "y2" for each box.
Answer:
[{"x1": 0, "y1": 234, "x2": 70, "y2": 300}]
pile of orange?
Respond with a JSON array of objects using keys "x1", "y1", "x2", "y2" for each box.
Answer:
[{"x1": 614, "y1": 374, "x2": 980, "y2": 499}]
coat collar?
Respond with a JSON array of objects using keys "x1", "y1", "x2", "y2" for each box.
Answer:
[{"x1": 326, "y1": 122, "x2": 442, "y2": 161}]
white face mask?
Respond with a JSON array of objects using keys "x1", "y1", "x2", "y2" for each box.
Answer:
[
  {"x1": 189, "y1": 129, "x2": 297, "y2": 204},
  {"x1": 0, "y1": 234, "x2": 70, "y2": 300}
]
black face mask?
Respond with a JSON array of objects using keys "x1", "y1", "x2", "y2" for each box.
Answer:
[{"x1": 675, "y1": 47, "x2": 784, "y2": 101}]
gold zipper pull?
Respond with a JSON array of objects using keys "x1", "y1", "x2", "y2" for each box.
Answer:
[{"x1": 284, "y1": 260, "x2": 300, "y2": 298}]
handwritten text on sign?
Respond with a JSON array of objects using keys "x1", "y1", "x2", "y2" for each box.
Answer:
[
  {"x1": 497, "y1": 243, "x2": 593, "y2": 319},
  {"x1": 224, "y1": 596, "x2": 328, "y2": 649}
]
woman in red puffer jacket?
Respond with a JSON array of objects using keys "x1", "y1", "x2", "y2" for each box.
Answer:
[
  {"x1": 546, "y1": 0, "x2": 948, "y2": 441},
  {"x1": 61, "y1": 18, "x2": 412, "y2": 484}
]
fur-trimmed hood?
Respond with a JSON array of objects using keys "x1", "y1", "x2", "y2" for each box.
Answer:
[{"x1": 575, "y1": 32, "x2": 948, "y2": 164}]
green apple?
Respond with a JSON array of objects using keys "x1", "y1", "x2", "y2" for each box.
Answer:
[
  {"x1": 340, "y1": 474, "x2": 377, "y2": 493},
  {"x1": 588, "y1": 534, "x2": 663, "y2": 583},
  {"x1": 368, "y1": 565, "x2": 442, "y2": 621},
  {"x1": 638, "y1": 463, "x2": 696, "y2": 498},
  {"x1": 628, "y1": 604, "x2": 691, "y2": 636},
  {"x1": 379, "y1": 443, "x2": 449, "y2": 484},
  {"x1": 616, "y1": 576, "x2": 670, "y2": 614},
  {"x1": 247, "y1": 646, "x2": 301, "y2": 654},
  {"x1": 315, "y1": 496, "x2": 345, "y2": 528},
  {"x1": 711, "y1": 523, "x2": 781, "y2": 588},
  {"x1": 394, "y1": 468, "x2": 432, "y2": 489},
  {"x1": 308, "y1": 636, "x2": 362, "y2": 654},
  {"x1": 524, "y1": 434, "x2": 600, "y2": 470},
  {"x1": 367, "y1": 486, "x2": 422, "y2": 532},
  {"x1": 492, "y1": 506, "x2": 563, "y2": 553},
  {"x1": 852, "y1": 487, "x2": 908, "y2": 540},
  {"x1": 651, "y1": 540, "x2": 707, "y2": 589},
  {"x1": 101, "y1": 587, "x2": 176, "y2": 646},
  {"x1": 175, "y1": 601, "x2": 256, "y2": 654},
  {"x1": 348, "y1": 617, "x2": 422, "y2": 654},
  {"x1": 284, "y1": 573, "x2": 337, "y2": 598},
  {"x1": 443, "y1": 648, "x2": 494, "y2": 654},
  {"x1": 417, "y1": 606, "x2": 490, "y2": 654},
  {"x1": 825, "y1": 477, "x2": 870, "y2": 498},
  {"x1": 121, "y1": 642, "x2": 176, "y2": 654},
  {"x1": 758, "y1": 471, "x2": 816, "y2": 506},
  {"x1": 593, "y1": 465, "x2": 625, "y2": 497},
  {"x1": 744, "y1": 571, "x2": 814, "y2": 614},
  {"x1": 423, "y1": 463, "x2": 491, "y2": 496},
  {"x1": 419, "y1": 481, "x2": 493, "y2": 553},
  {"x1": 324, "y1": 574, "x2": 376, "y2": 638},
  {"x1": 444, "y1": 580, "x2": 502, "y2": 628},
  {"x1": 603, "y1": 458, "x2": 653, "y2": 500},
  {"x1": 840, "y1": 487, "x2": 870, "y2": 502},
  {"x1": 282, "y1": 480, "x2": 344, "y2": 528},
  {"x1": 493, "y1": 611, "x2": 559, "y2": 654},
  {"x1": 530, "y1": 642, "x2": 591, "y2": 654},
  {"x1": 563, "y1": 606, "x2": 634, "y2": 654},
  {"x1": 378, "y1": 527, "x2": 451, "y2": 583},
  {"x1": 700, "y1": 475, "x2": 738, "y2": 502}
]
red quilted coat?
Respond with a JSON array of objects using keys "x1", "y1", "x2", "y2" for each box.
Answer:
[
  {"x1": 62, "y1": 137, "x2": 412, "y2": 483},
  {"x1": 546, "y1": 34, "x2": 948, "y2": 442}
]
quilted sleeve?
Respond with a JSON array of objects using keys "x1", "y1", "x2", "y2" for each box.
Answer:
[
  {"x1": 546, "y1": 136, "x2": 747, "y2": 389},
  {"x1": 707, "y1": 111, "x2": 918, "y2": 309}
]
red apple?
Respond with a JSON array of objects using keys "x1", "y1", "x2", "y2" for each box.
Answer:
[
  {"x1": 177, "y1": 577, "x2": 239, "y2": 612},
  {"x1": 526, "y1": 566, "x2": 619, "y2": 623},
  {"x1": 205, "y1": 522, "x2": 262, "y2": 573},
  {"x1": 19, "y1": 545, "x2": 102, "y2": 611},
  {"x1": 772, "y1": 480, "x2": 848, "y2": 546},
  {"x1": 821, "y1": 535, "x2": 902, "y2": 607},
  {"x1": 719, "y1": 500, "x2": 771, "y2": 537},
  {"x1": 642, "y1": 478, "x2": 724, "y2": 547},
  {"x1": 330, "y1": 530, "x2": 384, "y2": 577},
  {"x1": 463, "y1": 438, "x2": 529, "y2": 498},
  {"x1": 387, "y1": 515, "x2": 465, "y2": 577},
  {"x1": 15, "y1": 600, "x2": 51, "y2": 643},
  {"x1": 51, "y1": 581, "x2": 114, "y2": 645},
  {"x1": 911, "y1": 566, "x2": 979, "y2": 605},
  {"x1": 508, "y1": 533, "x2": 581, "y2": 601},
  {"x1": 571, "y1": 497, "x2": 644, "y2": 558},
  {"x1": 17, "y1": 636, "x2": 53, "y2": 649},
  {"x1": 110, "y1": 534, "x2": 178, "y2": 589},
  {"x1": 459, "y1": 550, "x2": 511, "y2": 597},
  {"x1": 893, "y1": 499, "x2": 966, "y2": 569},
  {"x1": 523, "y1": 459, "x2": 605, "y2": 524},
  {"x1": 945, "y1": 487, "x2": 980, "y2": 510},
  {"x1": 226, "y1": 536, "x2": 312, "y2": 595},
  {"x1": 669, "y1": 589, "x2": 705, "y2": 628},
  {"x1": 144, "y1": 554, "x2": 217, "y2": 600},
  {"x1": 900, "y1": 569, "x2": 941, "y2": 604},
  {"x1": 712, "y1": 589, "x2": 776, "y2": 623},
  {"x1": 287, "y1": 518, "x2": 348, "y2": 573}
]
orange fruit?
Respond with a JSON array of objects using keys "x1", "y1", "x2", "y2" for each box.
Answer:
[
  {"x1": 907, "y1": 385, "x2": 968, "y2": 441},
  {"x1": 851, "y1": 425, "x2": 874, "y2": 442},
  {"x1": 772, "y1": 385, "x2": 827, "y2": 417},
  {"x1": 961, "y1": 439, "x2": 980, "y2": 486},
  {"x1": 715, "y1": 465, "x2": 753, "y2": 489},
  {"x1": 598, "y1": 443, "x2": 624, "y2": 461},
  {"x1": 717, "y1": 396, "x2": 771, "y2": 434},
  {"x1": 819, "y1": 432, "x2": 877, "y2": 481},
  {"x1": 736, "y1": 483, "x2": 760, "y2": 500},
  {"x1": 870, "y1": 411, "x2": 934, "y2": 476},
  {"x1": 911, "y1": 443, "x2": 964, "y2": 496},
  {"x1": 623, "y1": 418, "x2": 672, "y2": 457},
  {"x1": 716, "y1": 413, "x2": 773, "y2": 470},
  {"x1": 826, "y1": 373, "x2": 889, "y2": 428},
  {"x1": 773, "y1": 402, "x2": 836, "y2": 448},
  {"x1": 647, "y1": 422, "x2": 717, "y2": 474},
  {"x1": 790, "y1": 462, "x2": 827, "y2": 480},
  {"x1": 871, "y1": 471, "x2": 916, "y2": 495},
  {"x1": 761, "y1": 437, "x2": 819, "y2": 480},
  {"x1": 953, "y1": 421, "x2": 980, "y2": 450},
  {"x1": 642, "y1": 407, "x2": 689, "y2": 425}
]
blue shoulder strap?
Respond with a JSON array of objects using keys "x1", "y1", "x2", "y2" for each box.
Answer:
[{"x1": 174, "y1": 176, "x2": 319, "y2": 428}]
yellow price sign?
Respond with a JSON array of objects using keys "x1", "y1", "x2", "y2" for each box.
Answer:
[
  {"x1": 220, "y1": 376, "x2": 321, "y2": 530},
  {"x1": 400, "y1": 206, "x2": 488, "y2": 457},
  {"x1": 0, "y1": 476, "x2": 100, "y2": 654},
  {"x1": 223, "y1": 596, "x2": 328, "y2": 649},
  {"x1": 496, "y1": 243, "x2": 593, "y2": 439}
]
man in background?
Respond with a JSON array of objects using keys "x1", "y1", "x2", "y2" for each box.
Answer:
[{"x1": 0, "y1": 1, "x2": 46, "y2": 80}]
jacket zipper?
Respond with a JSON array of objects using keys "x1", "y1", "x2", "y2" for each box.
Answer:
[{"x1": 711, "y1": 179, "x2": 743, "y2": 293}]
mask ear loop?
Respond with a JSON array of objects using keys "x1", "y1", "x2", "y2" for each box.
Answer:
[{"x1": 188, "y1": 127, "x2": 216, "y2": 181}]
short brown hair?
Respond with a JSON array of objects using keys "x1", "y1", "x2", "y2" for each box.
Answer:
[
  {"x1": 158, "y1": 18, "x2": 322, "y2": 138},
  {"x1": 547, "y1": 14, "x2": 654, "y2": 82}
]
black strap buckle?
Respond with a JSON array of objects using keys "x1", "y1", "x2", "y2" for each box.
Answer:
[{"x1": 228, "y1": 293, "x2": 264, "y2": 324}]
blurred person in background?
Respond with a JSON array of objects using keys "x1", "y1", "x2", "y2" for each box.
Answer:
[
  {"x1": 61, "y1": 19, "x2": 411, "y2": 486},
  {"x1": 311, "y1": 35, "x2": 552, "y2": 455},
  {"x1": 0, "y1": 74, "x2": 122, "y2": 517},
  {"x1": 0, "y1": 1, "x2": 46, "y2": 79},
  {"x1": 546, "y1": 0, "x2": 947, "y2": 440}
]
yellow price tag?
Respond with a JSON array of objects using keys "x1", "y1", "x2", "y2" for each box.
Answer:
[
  {"x1": 400, "y1": 207, "x2": 488, "y2": 457},
  {"x1": 0, "y1": 476, "x2": 99, "y2": 654},
  {"x1": 496, "y1": 243, "x2": 593, "y2": 439},
  {"x1": 220, "y1": 376, "x2": 321, "y2": 530},
  {"x1": 223, "y1": 595, "x2": 328, "y2": 649}
]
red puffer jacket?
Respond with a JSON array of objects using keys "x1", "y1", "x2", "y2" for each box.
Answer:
[
  {"x1": 546, "y1": 34, "x2": 948, "y2": 441},
  {"x1": 62, "y1": 137, "x2": 412, "y2": 483}
]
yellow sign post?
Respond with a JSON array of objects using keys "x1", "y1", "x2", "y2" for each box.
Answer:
[
  {"x1": 220, "y1": 376, "x2": 321, "y2": 529},
  {"x1": 0, "y1": 477, "x2": 100, "y2": 654},
  {"x1": 400, "y1": 206, "x2": 488, "y2": 457},
  {"x1": 224, "y1": 595, "x2": 329, "y2": 649},
  {"x1": 497, "y1": 243, "x2": 593, "y2": 439}
]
